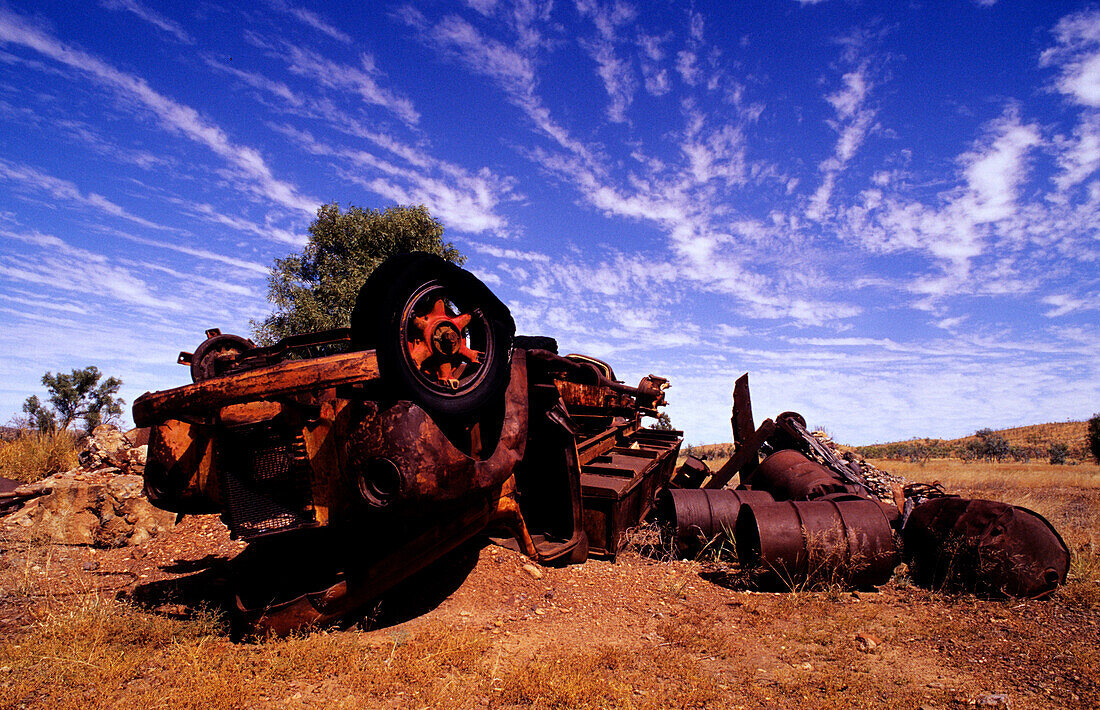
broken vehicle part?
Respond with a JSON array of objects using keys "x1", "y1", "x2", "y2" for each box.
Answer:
[
  {"x1": 736, "y1": 499, "x2": 899, "y2": 590},
  {"x1": 902, "y1": 497, "x2": 1069, "y2": 599}
]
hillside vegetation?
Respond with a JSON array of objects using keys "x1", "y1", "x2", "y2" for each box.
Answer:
[{"x1": 683, "y1": 420, "x2": 1094, "y2": 465}]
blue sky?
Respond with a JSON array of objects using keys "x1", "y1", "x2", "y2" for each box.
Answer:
[{"x1": 0, "y1": 0, "x2": 1097, "y2": 445}]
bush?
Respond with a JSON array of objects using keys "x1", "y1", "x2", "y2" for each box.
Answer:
[
  {"x1": 1088, "y1": 413, "x2": 1100, "y2": 463},
  {"x1": 1049, "y1": 442, "x2": 1069, "y2": 465},
  {"x1": 975, "y1": 428, "x2": 1010, "y2": 462},
  {"x1": 0, "y1": 429, "x2": 79, "y2": 482}
]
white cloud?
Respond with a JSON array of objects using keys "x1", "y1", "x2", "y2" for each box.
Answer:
[
  {"x1": 273, "y1": 124, "x2": 515, "y2": 235},
  {"x1": 807, "y1": 65, "x2": 875, "y2": 221},
  {"x1": 957, "y1": 110, "x2": 1041, "y2": 224},
  {"x1": 0, "y1": 229, "x2": 186, "y2": 312},
  {"x1": 0, "y1": 7, "x2": 318, "y2": 215},
  {"x1": 100, "y1": 0, "x2": 193, "y2": 44},
  {"x1": 280, "y1": 45, "x2": 419, "y2": 125},
  {"x1": 0, "y1": 158, "x2": 167, "y2": 231},
  {"x1": 1042, "y1": 10, "x2": 1100, "y2": 107},
  {"x1": 267, "y1": 0, "x2": 351, "y2": 44}
]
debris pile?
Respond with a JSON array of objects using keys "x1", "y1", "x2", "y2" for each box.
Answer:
[
  {"x1": 2, "y1": 425, "x2": 171, "y2": 547},
  {"x1": 660, "y1": 373, "x2": 1070, "y2": 599}
]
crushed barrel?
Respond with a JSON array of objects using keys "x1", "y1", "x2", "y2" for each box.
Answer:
[
  {"x1": 657, "y1": 488, "x2": 775, "y2": 557},
  {"x1": 902, "y1": 497, "x2": 1070, "y2": 598},
  {"x1": 736, "y1": 499, "x2": 899, "y2": 590}
]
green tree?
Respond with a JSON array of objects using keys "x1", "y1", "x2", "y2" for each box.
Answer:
[
  {"x1": 1048, "y1": 442, "x2": 1069, "y2": 465},
  {"x1": 1088, "y1": 413, "x2": 1100, "y2": 463},
  {"x1": 22, "y1": 367, "x2": 124, "y2": 432},
  {"x1": 974, "y1": 428, "x2": 1010, "y2": 462},
  {"x1": 252, "y1": 203, "x2": 465, "y2": 344},
  {"x1": 649, "y1": 412, "x2": 674, "y2": 431}
]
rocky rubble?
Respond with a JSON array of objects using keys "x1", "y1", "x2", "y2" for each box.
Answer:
[
  {"x1": 79, "y1": 423, "x2": 149, "y2": 474},
  {"x1": 809, "y1": 429, "x2": 913, "y2": 504},
  {"x1": 2, "y1": 424, "x2": 173, "y2": 547}
]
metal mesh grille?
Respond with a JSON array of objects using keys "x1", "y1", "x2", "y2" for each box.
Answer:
[{"x1": 219, "y1": 420, "x2": 314, "y2": 539}]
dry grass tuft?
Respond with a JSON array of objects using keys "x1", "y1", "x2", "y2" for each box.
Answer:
[
  {"x1": 498, "y1": 644, "x2": 720, "y2": 709},
  {"x1": 0, "y1": 429, "x2": 80, "y2": 483}
]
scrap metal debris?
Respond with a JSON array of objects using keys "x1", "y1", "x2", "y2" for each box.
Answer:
[
  {"x1": 126, "y1": 253, "x2": 1069, "y2": 633},
  {"x1": 662, "y1": 372, "x2": 1070, "y2": 598}
]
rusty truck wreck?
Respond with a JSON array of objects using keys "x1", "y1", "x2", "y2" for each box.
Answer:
[
  {"x1": 133, "y1": 253, "x2": 681, "y2": 634},
  {"x1": 134, "y1": 253, "x2": 1071, "y2": 634}
]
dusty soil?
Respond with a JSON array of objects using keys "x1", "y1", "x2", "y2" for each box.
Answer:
[{"x1": 1, "y1": 506, "x2": 1097, "y2": 709}]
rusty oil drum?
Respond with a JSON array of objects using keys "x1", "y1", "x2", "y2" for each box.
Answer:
[
  {"x1": 736, "y1": 499, "x2": 899, "y2": 589},
  {"x1": 752, "y1": 449, "x2": 864, "y2": 501},
  {"x1": 657, "y1": 488, "x2": 775, "y2": 558},
  {"x1": 902, "y1": 497, "x2": 1070, "y2": 598}
]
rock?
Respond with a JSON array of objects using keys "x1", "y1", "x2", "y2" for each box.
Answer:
[
  {"x1": 522, "y1": 563, "x2": 543, "y2": 579},
  {"x1": 855, "y1": 632, "x2": 880, "y2": 653},
  {"x1": 4, "y1": 470, "x2": 174, "y2": 547},
  {"x1": 76, "y1": 424, "x2": 147, "y2": 475},
  {"x1": 975, "y1": 693, "x2": 1010, "y2": 707}
]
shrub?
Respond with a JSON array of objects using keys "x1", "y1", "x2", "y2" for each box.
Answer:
[
  {"x1": 0, "y1": 429, "x2": 79, "y2": 482},
  {"x1": 1049, "y1": 442, "x2": 1069, "y2": 465},
  {"x1": 1088, "y1": 413, "x2": 1100, "y2": 463}
]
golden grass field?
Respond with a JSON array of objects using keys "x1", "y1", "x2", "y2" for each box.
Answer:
[{"x1": 0, "y1": 419, "x2": 1098, "y2": 709}]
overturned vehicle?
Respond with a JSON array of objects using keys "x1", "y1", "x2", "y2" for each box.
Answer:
[
  {"x1": 134, "y1": 253, "x2": 1071, "y2": 634},
  {"x1": 133, "y1": 253, "x2": 681, "y2": 634}
]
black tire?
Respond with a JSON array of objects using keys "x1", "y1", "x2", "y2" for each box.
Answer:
[{"x1": 350, "y1": 253, "x2": 514, "y2": 418}]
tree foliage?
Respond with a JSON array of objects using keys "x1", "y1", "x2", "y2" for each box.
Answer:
[
  {"x1": 1088, "y1": 413, "x2": 1100, "y2": 464},
  {"x1": 22, "y1": 366, "x2": 124, "y2": 433},
  {"x1": 648, "y1": 412, "x2": 674, "y2": 431},
  {"x1": 1048, "y1": 442, "x2": 1069, "y2": 465},
  {"x1": 974, "y1": 428, "x2": 1010, "y2": 462},
  {"x1": 252, "y1": 203, "x2": 465, "y2": 344}
]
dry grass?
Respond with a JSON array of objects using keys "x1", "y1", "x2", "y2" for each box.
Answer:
[
  {"x1": 0, "y1": 429, "x2": 79, "y2": 483},
  {"x1": 878, "y1": 458, "x2": 1100, "y2": 490}
]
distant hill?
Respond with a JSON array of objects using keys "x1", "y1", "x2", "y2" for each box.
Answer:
[{"x1": 682, "y1": 420, "x2": 1093, "y2": 463}]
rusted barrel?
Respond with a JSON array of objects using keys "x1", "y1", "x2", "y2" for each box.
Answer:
[
  {"x1": 736, "y1": 499, "x2": 899, "y2": 590},
  {"x1": 902, "y1": 498, "x2": 1069, "y2": 598},
  {"x1": 657, "y1": 488, "x2": 775, "y2": 557},
  {"x1": 752, "y1": 449, "x2": 865, "y2": 501}
]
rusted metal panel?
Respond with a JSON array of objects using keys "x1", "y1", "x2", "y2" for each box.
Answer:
[
  {"x1": 144, "y1": 418, "x2": 220, "y2": 513},
  {"x1": 580, "y1": 428, "x2": 681, "y2": 559},
  {"x1": 133, "y1": 349, "x2": 380, "y2": 426},
  {"x1": 340, "y1": 351, "x2": 529, "y2": 512},
  {"x1": 705, "y1": 418, "x2": 775, "y2": 490}
]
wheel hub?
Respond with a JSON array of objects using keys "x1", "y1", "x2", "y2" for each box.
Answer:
[{"x1": 406, "y1": 296, "x2": 483, "y2": 389}]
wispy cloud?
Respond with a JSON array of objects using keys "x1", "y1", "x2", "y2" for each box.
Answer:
[
  {"x1": 266, "y1": 0, "x2": 352, "y2": 44},
  {"x1": 575, "y1": 0, "x2": 638, "y2": 122},
  {"x1": 100, "y1": 0, "x2": 193, "y2": 44},
  {"x1": 1041, "y1": 9, "x2": 1100, "y2": 107},
  {"x1": 278, "y1": 44, "x2": 419, "y2": 125},
  {"x1": 807, "y1": 64, "x2": 875, "y2": 221},
  {"x1": 0, "y1": 7, "x2": 318, "y2": 215},
  {"x1": 0, "y1": 229, "x2": 186, "y2": 312},
  {"x1": 273, "y1": 124, "x2": 514, "y2": 234},
  {"x1": 0, "y1": 158, "x2": 167, "y2": 230}
]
